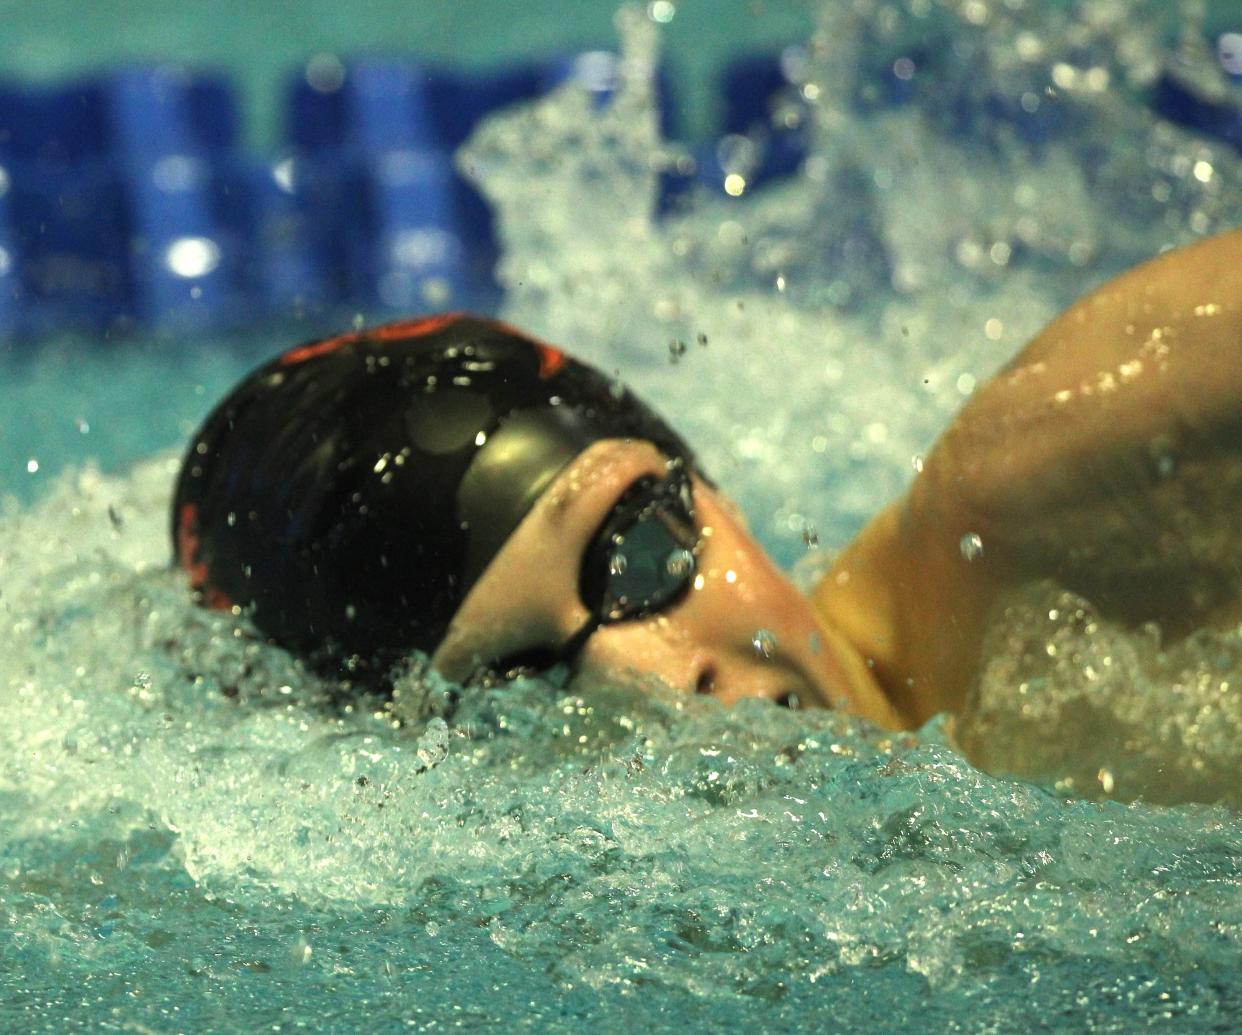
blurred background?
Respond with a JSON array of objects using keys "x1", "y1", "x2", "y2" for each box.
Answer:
[
  {"x1": 0, "y1": 0, "x2": 820, "y2": 145},
  {"x1": 2, "y1": 0, "x2": 1241, "y2": 510},
  {"x1": 0, "y1": 1, "x2": 832, "y2": 348}
]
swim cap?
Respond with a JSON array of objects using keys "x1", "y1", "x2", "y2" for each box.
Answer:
[{"x1": 172, "y1": 313, "x2": 699, "y2": 686}]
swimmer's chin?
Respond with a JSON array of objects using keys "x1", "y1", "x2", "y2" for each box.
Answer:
[{"x1": 798, "y1": 622, "x2": 908, "y2": 728}]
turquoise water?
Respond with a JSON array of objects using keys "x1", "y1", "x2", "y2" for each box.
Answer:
[{"x1": 5, "y1": 1, "x2": 1242, "y2": 1031}]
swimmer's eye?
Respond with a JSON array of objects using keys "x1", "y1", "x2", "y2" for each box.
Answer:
[{"x1": 578, "y1": 465, "x2": 699, "y2": 625}]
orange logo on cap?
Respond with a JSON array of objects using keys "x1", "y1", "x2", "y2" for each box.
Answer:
[
  {"x1": 177, "y1": 502, "x2": 235, "y2": 611},
  {"x1": 535, "y1": 343, "x2": 567, "y2": 378},
  {"x1": 278, "y1": 313, "x2": 466, "y2": 366}
]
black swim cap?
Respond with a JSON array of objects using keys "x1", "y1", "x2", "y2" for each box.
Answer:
[{"x1": 173, "y1": 313, "x2": 699, "y2": 686}]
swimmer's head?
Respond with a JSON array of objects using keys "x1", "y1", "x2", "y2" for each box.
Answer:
[
  {"x1": 172, "y1": 314, "x2": 699, "y2": 685},
  {"x1": 175, "y1": 313, "x2": 900, "y2": 724}
]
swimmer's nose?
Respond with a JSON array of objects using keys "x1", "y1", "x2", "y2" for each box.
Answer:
[
  {"x1": 689, "y1": 652, "x2": 822, "y2": 708},
  {"x1": 694, "y1": 661, "x2": 717, "y2": 695}
]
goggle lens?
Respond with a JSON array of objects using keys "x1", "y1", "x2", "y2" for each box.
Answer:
[{"x1": 580, "y1": 466, "x2": 698, "y2": 622}]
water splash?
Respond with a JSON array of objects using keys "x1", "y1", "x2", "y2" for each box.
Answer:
[
  {"x1": 5, "y1": 1, "x2": 1242, "y2": 1030},
  {"x1": 959, "y1": 581, "x2": 1242, "y2": 806}
]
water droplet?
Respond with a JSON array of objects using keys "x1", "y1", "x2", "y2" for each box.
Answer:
[
  {"x1": 647, "y1": 0, "x2": 675, "y2": 23},
  {"x1": 609, "y1": 553, "x2": 628, "y2": 576},
  {"x1": 802, "y1": 526, "x2": 819, "y2": 548},
  {"x1": 752, "y1": 629, "x2": 777, "y2": 659},
  {"x1": 911, "y1": 454, "x2": 924, "y2": 473},
  {"x1": 696, "y1": 332, "x2": 708, "y2": 347},
  {"x1": 665, "y1": 548, "x2": 694, "y2": 577},
  {"x1": 417, "y1": 717, "x2": 451, "y2": 770},
  {"x1": 668, "y1": 338, "x2": 687, "y2": 363},
  {"x1": 960, "y1": 532, "x2": 984, "y2": 561},
  {"x1": 305, "y1": 52, "x2": 345, "y2": 93}
]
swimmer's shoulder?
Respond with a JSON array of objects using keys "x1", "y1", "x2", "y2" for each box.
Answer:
[{"x1": 813, "y1": 229, "x2": 1242, "y2": 725}]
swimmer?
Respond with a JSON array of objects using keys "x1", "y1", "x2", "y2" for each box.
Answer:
[{"x1": 174, "y1": 229, "x2": 1242, "y2": 729}]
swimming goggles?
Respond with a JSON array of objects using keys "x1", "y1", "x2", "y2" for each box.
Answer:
[{"x1": 482, "y1": 463, "x2": 700, "y2": 681}]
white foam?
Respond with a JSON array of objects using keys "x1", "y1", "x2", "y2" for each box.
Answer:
[{"x1": 0, "y1": 0, "x2": 1240, "y2": 976}]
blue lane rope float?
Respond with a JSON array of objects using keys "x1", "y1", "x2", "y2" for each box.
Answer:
[
  {"x1": 0, "y1": 49, "x2": 824, "y2": 340},
  {"x1": 0, "y1": 39, "x2": 1235, "y2": 341},
  {"x1": 1152, "y1": 71, "x2": 1242, "y2": 155}
]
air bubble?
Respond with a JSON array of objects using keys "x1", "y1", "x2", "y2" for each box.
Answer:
[
  {"x1": 960, "y1": 532, "x2": 984, "y2": 561},
  {"x1": 610, "y1": 553, "x2": 628, "y2": 576}
]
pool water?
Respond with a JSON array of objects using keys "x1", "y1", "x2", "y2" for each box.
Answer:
[{"x1": 4, "y1": 1, "x2": 1242, "y2": 1031}]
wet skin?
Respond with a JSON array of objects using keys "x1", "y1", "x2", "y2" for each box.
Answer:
[
  {"x1": 439, "y1": 230, "x2": 1242, "y2": 732},
  {"x1": 433, "y1": 438, "x2": 905, "y2": 727},
  {"x1": 815, "y1": 228, "x2": 1242, "y2": 726}
]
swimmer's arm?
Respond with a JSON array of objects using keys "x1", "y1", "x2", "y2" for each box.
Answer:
[{"x1": 815, "y1": 229, "x2": 1242, "y2": 725}]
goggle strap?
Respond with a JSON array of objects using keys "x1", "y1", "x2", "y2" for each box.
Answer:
[{"x1": 554, "y1": 616, "x2": 600, "y2": 672}]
